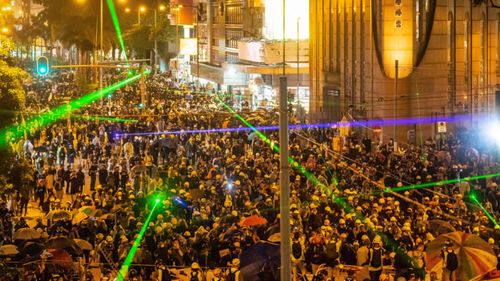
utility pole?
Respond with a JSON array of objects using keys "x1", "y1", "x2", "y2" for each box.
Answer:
[
  {"x1": 394, "y1": 60, "x2": 398, "y2": 142},
  {"x1": 279, "y1": 0, "x2": 291, "y2": 280},
  {"x1": 196, "y1": 6, "x2": 200, "y2": 90},
  {"x1": 140, "y1": 63, "x2": 146, "y2": 110},
  {"x1": 154, "y1": 8, "x2": 157, "y2": 75},
  {"x1": 99, "y1": 0, "x2": 104, "y2": 106},
  {"x1": 296, "y1": 17, "x2": 300, "y2": 107}
]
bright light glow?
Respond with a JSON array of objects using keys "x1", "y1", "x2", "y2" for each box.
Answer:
[
  {"x1": 483, "y1": 119, "x2": 500, "y2": 139},
  {"x1": 159, "y1": 5, "x2": 166, "y2": 11},
  {"x1": 227, "y1": 183, "x2": 233, "y2": 190},
  {"x1": 1, "y1": 27, "x2": 9, "y2": 34},
  {"x1": 139, "y1": 6, "x2": 146, "y2": 12},
  {"x1": 263, "y1": 0, "x2": 309, "y2": 40},
  {"x1": 125, "y1": 7, "x2": 130, "y2": 12},
  {"x1": 179, "y1": 38, "x2": 198, "y2": 55},
  {"x1": 39, "y1": 67, "x2": 47, "y2": 74}
]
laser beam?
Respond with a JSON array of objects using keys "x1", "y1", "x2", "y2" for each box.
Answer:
[
  {"x1": 73, "y1": 115, "x2": 138, "y2": 123},
  {"x1": 216, "y1": 96, "x2": 412, "y2": 263},
  {"x1": 0, "y1": 73, "x2": 143, "y2": 148},
  {"x1": 106, "y1": 0, "x2": 128, "y2": 63},
  {"x1": 470, "y1": 194, "x2": 499, "y2": 227},
  {"x1": 388, "y1": 173, "x2": 500, "y2": 193},
  {"x1": 117, "y1": 113, "x2": 474, "y2": 137},
  {"x1": 115, "y1": 198, "x2": 160, "y2": 281}
]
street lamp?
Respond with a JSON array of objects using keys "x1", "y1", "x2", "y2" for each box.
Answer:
[
  {"x1": 125, "y1": 7, "x2": 130, "y2": 13},
  {"x1": 296, "y1": 17, "x2": 300, "y2": 107},
  {"x1": 138, "y1": 6, "x2": 146, "y2": 25}
]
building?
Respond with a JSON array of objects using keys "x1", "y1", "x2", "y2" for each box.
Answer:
[
  {"x1": 310, "y1": 0, "x2": 499, "y2": 141},
  {"x1": 171, "y1": 0, "x2": 310, "y2": 111}
]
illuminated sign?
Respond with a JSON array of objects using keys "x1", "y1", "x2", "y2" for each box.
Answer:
[
  {"x1": 263, "y1": 0, "x2": 309, "y2": 40},
  {"x1": 179, "y1": 38, "x2": 198, "y2": 55}
]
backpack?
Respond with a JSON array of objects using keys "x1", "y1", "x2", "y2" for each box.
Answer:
[
  {"x1": 370, "y1": 248, "x2": 382, "y2": 268},
  {"x1": 325, "y1": 241, "x2": 338, "y2": 260},
  {"x1": 292, "y1": 241, "x2": 302, "y2": 260},
  {"x1": 446, "y1": 251, "x2": 458, "y2": 271}
]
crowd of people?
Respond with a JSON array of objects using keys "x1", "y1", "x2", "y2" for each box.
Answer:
[{"x1": 0, "y1": 69, "x2": 498, "y2": 281}]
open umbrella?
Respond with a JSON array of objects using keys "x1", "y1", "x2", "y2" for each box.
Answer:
[
  {"x1": 0, "y1": 245, "x2": 19, "y2": 256},
  {"x1": 47, "y1": 249, "x2": 73, "y2": 268},
  {"x1": 74, "y1": 239, "x2": 93, "y2": 251},
  {"x1": 240, "y1": 215, "x2": 268, "y2": 227},
  {"x1": 267, "y1": 233, "x2": 281, "y2": 243},
  {"x1": 428, "y1": 219, "x2": 456, "y2": 236},
  {"x1": 426, "y1": 231, "x2": 497, "y2": 281},
  {"x1": 77, "y1": 206, "x2": 95, "y2": 216},
  {"x1": 240, "y1": 241, "x2": 280, "y2": 281},
  {"x1": 46, "y1": 210, "x2": 70, "y2": 221},
  {"x1": 13, "y1": 228, "x2": 41, "y2": 240},
  {"x1": 45, "y1": 236, "x2": 82, "y2": 255},
  {"x1": 22, "y1": 242, "x2": 45, "y2": 257},
  {"x1": 72, "y1": 212, "x2": 89, "y2": 224}
]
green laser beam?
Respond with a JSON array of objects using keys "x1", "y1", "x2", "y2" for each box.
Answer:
[
  {"x1": 388, "y1": 173, "x2": 500, "y2": 193},
  {"x1": 0, "y1": 73, "x2": 143, "y2": 148},
  {"x1": 116, "y1": 199, "x2": 160, "y2": 281},
  {"x1": 73, "y1": 115, "x2": 138, "y2": 123},
  {"x1": 106, "y1": 0, "x2": 128, "y2": 63},
  {"x1": 215, "y1": 95, "x2": 407, "y2": 254},
  {"x1": 470, "y1": 195, "x2": 499, "y2": 227}
]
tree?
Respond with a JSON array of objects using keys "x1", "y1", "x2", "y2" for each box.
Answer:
[{"x1": 0, "y1": 35, "x2": 32, "y2": 195}]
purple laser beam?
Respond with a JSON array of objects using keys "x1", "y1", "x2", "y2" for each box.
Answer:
[{"x1": 116, "y1": 114, "x2": 473, "y2": 137}]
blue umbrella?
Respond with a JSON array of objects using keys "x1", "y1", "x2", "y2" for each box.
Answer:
[{"x1": 240, "y1": 241, "x2": 280, "y2": 281}]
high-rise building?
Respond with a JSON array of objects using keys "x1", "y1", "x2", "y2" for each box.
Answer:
[
  {"x1": 310, "y1": 0, "x2": 499, "y2": 140},
  {"x1": 173, "y1": 0, "x2": 310, "y2": 111}
]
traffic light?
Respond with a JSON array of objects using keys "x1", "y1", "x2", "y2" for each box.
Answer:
[{"x1": 36, "y1": 56, "x2": 49, "y2": 76}]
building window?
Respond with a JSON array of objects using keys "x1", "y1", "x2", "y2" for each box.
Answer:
[
  {"x1": 225, "y1": 29, "x2": 243, "y2": 49},
  {"x1": 226, "y1": 4, "x2": 243, "y2": 24},
  {"x1": 226, "y1": 52, "x2": 239, "y2": 63}
]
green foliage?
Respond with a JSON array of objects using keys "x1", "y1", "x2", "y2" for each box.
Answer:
[
  {"x1": 0, "y1": 36, "x2": 27, "y2": 130},
  {"x1": 24, "y1": 0, "x2": 176, "y2": 58},
  {"x1": 0, "y1": 36, "x2": 29, "y2": 195}
]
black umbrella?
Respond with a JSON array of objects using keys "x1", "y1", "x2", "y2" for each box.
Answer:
[
  {"x1": 45, "y1": 236, "x2": 82, "y2": 255},
  {"x1": 240, "y1": 241, "x2": 280, "y2": 281},
  {"x1": 22, "y1": 242, "x2": 45, "y2": 257}
]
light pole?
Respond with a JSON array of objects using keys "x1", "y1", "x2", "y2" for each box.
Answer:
[
  {"x1": 176, "y1": 5, "x2": 182, "y2": 55},
  {"x1": 153, "y1": 5, "x2": 166, "y2": 75},
  {"x1": 279, "y1": 0, "x2": 291, "y2": 280},
  {"x1": 138, "y1": 6, "x2": 145, "y2": 25},
  {"x1": 296, "y1": 17, "x2": 300, "y2": 108},
  {"x1": 100, "y1": 0, "x2": 103, "y2": 101}
]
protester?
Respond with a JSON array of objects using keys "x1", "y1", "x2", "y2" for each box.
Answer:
[{"x1": 0, "y1": 69, "x2": 498, "y2": 281}]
